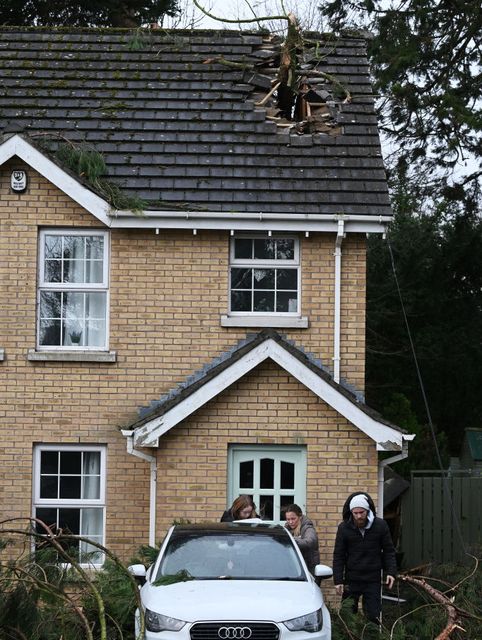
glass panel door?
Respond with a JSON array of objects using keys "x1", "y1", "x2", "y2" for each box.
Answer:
[{"x1": 228, "y1": 446, "x2": 306, "y2": 523}]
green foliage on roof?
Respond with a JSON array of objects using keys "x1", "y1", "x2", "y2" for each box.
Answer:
[{"x1": 54, "y1": 140, "x2": 147, "y2": 213}]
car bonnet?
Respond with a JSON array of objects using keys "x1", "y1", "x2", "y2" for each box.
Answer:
[{"x1": 141, "y1": 578, "x2": 324, "y2": 622}]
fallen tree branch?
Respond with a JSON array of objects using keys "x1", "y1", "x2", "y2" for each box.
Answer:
[{"x1": 400, "y1": 575, "x2": 464, "y2": 640}]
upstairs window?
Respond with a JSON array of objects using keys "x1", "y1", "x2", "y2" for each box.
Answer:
[
  {"x1": 38, "y1": 230, "x2": 109, "y2": 349},
  {"x1": 230, "y1": 237, "x2": 300, "y2": 314}
]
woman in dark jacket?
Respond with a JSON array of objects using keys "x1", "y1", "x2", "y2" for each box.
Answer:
[{"x1": 284, "y1": 504, "x2": 320, "y2": 579}]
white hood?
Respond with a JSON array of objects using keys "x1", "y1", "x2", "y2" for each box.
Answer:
[{"x1": 142, "y1": 579, "x2": 323, "y2": 622}]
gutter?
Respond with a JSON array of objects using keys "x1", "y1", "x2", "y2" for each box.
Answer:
[
  {"x1": 121, "y1": 430, "x2": 157, "y2": 547},
  {"x1": 109, "y1": 212, "x2": 391, "y2": 234},
  {"x1": 112, "y1": 210, "x2": 393, "y2": 223},
  {"x1": 333, "y1": 219, "x2": 344, "y2": 383}
]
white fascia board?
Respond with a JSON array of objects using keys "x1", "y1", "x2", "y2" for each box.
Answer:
[
  {"x1": 111, "y1": 212, "x2": 391, "y2": 234},
  {"x1": 134, "y1": 338, "x2": 408, "y2": 450},
  {"x1": 266, "y1": 341, "x2": 406, "y2": 451},
  {"x1": 0, "y1": 135, "x2": 112, "y2": 225},
  {"x1": 134, "y1": 340, "x2": 274, "y2": 446}
]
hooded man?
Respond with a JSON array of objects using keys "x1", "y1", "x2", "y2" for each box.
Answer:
[{"x1": 332, "y1": 492, "x2": 397, "y2": 624}]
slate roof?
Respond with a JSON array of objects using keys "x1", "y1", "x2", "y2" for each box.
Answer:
[
  {"x1": 127, "y1": 329, "x2": 405, "y2": 436},
  {"x1": 0, "y1": 26, "x2": 392, "y2": 218}
]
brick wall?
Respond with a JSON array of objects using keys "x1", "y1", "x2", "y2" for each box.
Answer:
[{"x1": 0, "y1": 161, "x2": 375, "y2": 561}]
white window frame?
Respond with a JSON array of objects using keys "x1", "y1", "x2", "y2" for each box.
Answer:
[
  {"x1": 33, "y1": 444, "x2": 106, "y2": 567},
  {"x1": 228, "y1": 235, "x2": 301, "y2": 316},
  {"x1": 37, "y1": 229, "x2": 110, "y2": 350},
  {"x1": 227, "y1": 444, "x2": 307, "y2": 524}
]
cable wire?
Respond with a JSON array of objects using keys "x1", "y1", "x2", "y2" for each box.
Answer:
[{"x1": 386, "y1": 233, "x2": 467, "y2": 555}]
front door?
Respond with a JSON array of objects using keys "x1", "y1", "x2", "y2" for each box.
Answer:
[{"x1": 228, "y1": 445, "x2": 306, "y2": 523}]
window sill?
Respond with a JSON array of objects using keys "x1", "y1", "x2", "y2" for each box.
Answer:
[
  {"x1": 27, "y1": 349, "x2": 117, "y2": 363},
  {"x1": 0, "y1": 347, "x2": 4, "y2": 361},
  {"x1": 220, "y1": 315, "x2": 309, "y2": 329}
]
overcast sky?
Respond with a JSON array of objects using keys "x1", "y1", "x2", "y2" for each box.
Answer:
[{"x1": 167, "y1": 0, "x2": 324, "y2": 31}]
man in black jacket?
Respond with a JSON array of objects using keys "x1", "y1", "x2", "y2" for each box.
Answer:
[{"x1": 333, "y1": 492, "x2": 397, "y2": 624}]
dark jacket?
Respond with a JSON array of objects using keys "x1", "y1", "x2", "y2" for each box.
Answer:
[
  {"x1": 220, "y1": 509, "x2": 234, "y2": 522},
  {"x1": 286, "y1": 515, "x2": 320, "y2": 576},
  {"x1": 333, "y1": 493, "x2": 397, "y2": 585}
]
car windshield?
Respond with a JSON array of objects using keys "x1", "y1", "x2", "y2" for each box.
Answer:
[{"x1": 156, "y1": 530, "x2": 306, "y2": 581}]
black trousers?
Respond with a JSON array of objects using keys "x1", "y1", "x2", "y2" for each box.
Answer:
[{"x1": 342, "y1": 581, "x2": 381, "y2": 624}]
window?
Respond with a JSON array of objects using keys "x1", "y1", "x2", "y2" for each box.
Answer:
[
  {"x1": 33, "y1": 445, "x2": 106, "y2": 565},
  {"x1": 38, "y1": 230, "x2": 109, "y2": 349},
  {"x1": 157, "y1": 530, "x2": 304, "y2": 581},
  {"x1": 229, "y1": 237, "x2": 300, "y2": 314},
  {"x1": 228, "y1": 445, "x2": 306, "y2": 523}
]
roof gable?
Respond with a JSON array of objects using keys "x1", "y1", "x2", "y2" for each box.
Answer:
[
  {"x1": 0, "y1": 27, "x2": 392, "y2": 230},
  {"x1": 0, "y1": 134, "x2": 112, "y2": 223},
  {"x1": 128, "y1": 330, "x2": 412, "y2": 451}
]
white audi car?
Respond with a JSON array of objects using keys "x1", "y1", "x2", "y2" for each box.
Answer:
[{"x1": 129, "y1": 522, "x2": 332, "y2": 640}]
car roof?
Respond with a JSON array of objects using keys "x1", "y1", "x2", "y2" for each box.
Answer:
[{"x1": 170, "y1": 522, "x2": 289, "y2": 538}]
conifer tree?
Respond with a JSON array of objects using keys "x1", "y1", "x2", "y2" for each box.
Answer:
[
  {"x1": 0, "y1": 0, "x2": 179, "y2": 27},
  {"x1": 322, "y1": 0, "x2": 481, "y2": 206}
]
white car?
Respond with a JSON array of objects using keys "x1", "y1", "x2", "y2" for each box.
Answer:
[{"x1": 129, "y1": 522, "x2": 332, "y2": 640}]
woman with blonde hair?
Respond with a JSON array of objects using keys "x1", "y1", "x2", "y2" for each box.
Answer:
[{"x1": 221, "y1": 495, "x2": 257, "y2": 521}]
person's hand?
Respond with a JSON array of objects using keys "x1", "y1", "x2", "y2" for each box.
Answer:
[
  {"x1": 335, "y1": 584, "x2": 344, "y2": 596},
  {"x1": 386, "y1": 575, "x2": 395, "y2": 590}
]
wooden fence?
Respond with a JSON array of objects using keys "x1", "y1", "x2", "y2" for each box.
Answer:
[{"x1": 399, "y1": 472, "x2": 482, "y2": 568}]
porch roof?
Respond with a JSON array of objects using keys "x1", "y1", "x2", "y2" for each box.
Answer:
[{"x1": 125, "y1": 330, "x2": 413, "y2": 451}]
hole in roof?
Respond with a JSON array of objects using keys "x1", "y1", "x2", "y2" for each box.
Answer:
[{"x1": 245, "y1": 34, "x2": 346, "y2": 136}]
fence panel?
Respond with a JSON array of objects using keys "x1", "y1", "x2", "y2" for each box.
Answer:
[{"x1": 400, "y1": 473, "x2": 482, "y2": 568}]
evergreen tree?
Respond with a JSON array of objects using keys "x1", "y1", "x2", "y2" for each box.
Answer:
[
  {"x1": 366, "y1": 163, "x2": 482, "y2": 455},
  {"x1": 0, "y1": 0, "x2": 179, "y2": 27},
  {"x1": 322, "y1": 0, "x2": 482, "y2": 206}
]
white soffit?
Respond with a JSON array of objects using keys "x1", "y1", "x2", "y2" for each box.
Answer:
[{"x1": 133, "y1": 338, "x2": 409, "y2": 451}]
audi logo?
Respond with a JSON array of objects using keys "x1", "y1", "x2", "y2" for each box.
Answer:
[{"x1": 218, "y1": 627, "x2": 253, "y2": 639}]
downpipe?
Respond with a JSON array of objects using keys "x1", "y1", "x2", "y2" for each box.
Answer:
[{"x1": 122, "y1": 430, "x2": 157, "y2": 547}]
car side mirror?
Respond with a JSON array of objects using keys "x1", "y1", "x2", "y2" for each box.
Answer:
[
  {"x1": 128, "y1": 563, "x2": 147, "y2": 585},
  {"x1": 314, "y1": 564, "x2": 333, "y2": 580}
]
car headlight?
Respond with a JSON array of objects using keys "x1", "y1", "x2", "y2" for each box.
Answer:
[
  {"x1": 283, "y1": 608, "x2": 323, "y2": 633},
  {"x1": 145, "y1": 609, "x2": 186, "y2": 633}
]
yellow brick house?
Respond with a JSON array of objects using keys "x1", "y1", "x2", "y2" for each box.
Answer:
[{"x1": 0, "y1": 27, "x2": 413, "y2": 564}]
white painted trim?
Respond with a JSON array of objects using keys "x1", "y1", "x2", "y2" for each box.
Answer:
[
  {"x1": 134, "y1": 338, "x2": 412, "y2": 450},
  {"x1": 111, "y1": 216, "x2": 389, "y2": 234},
  {"x1": 36, "y1": 229, "x2": 110, "y2": 351},
  {"x1": 0, "y1": 348, "x2": 4, "y2": 361},
  {"x1": 220, "y1": 315, "x2": 309, "y2": 328},
  {"x1": 0, "y1": 135, "x2": 112, "y2": 225},
  {"x1": 112, "y1": 211, "x2": 393, "y2": 225}
]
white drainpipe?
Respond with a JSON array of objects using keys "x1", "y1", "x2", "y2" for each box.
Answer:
[
  {"x1": 122, "y1": 430, "x2": 157, "y2": 547},
  {"x1": 377, "y1": 441, "x2": 409, "y2": 515},
  {"x1": 333, "y1": 219, "x2": 344, "y2": 383}
]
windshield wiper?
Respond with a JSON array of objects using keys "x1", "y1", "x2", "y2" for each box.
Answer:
[{"x1": 269, "y1": 577, "x2": 305, "y2": 581}]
